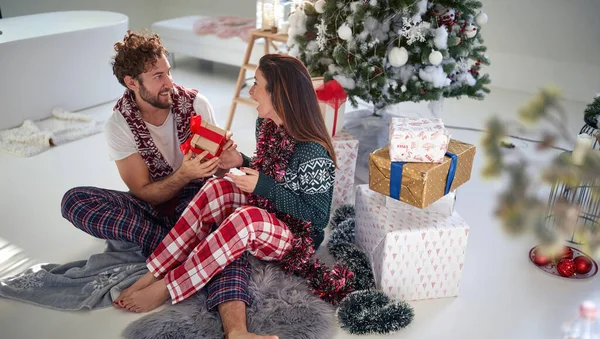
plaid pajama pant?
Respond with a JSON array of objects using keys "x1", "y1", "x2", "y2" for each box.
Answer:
[
  {"x1": 147, "y1": 177, "x2": 294, "y2": 304},
  {"x1": 61, "y1": 180, "x2": 253, "y2": 310}
]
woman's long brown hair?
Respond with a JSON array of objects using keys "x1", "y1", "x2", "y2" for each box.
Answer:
[{"x1": 258, "y1": 54, "x2": 337, "y2": 167}]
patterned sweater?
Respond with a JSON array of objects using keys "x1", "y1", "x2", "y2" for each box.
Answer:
[{"x1": 241, "y1": 119, "x2": 335, "y2": 248}]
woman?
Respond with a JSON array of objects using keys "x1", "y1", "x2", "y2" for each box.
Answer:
[{"x1": 114, "y1": 54, "x2": 338, "y2": 314}]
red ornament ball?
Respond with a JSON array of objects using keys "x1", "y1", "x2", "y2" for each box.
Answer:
[
  {"x1": 574, "y1": 256, "x2": 594, "y2": 275},
  {"x1": 557, "y1": 259, "x2": 576, "y2": 277},
  {"x1": 559, "y1": 247, "x2": 574, "y2": 260},
  {"x1": 533, "y1": 251, "x2": 551, "y2": 266}
]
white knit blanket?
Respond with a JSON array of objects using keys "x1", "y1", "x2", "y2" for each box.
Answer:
[{"x1": 0, "y1": 109, "x2": 105, "y2": 157}]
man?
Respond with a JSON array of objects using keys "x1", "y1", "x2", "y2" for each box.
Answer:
[{"x1": 61, "y1": 31, "x2": 275, "y2": 339}]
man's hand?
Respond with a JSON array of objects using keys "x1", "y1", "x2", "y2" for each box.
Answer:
[
  {"x1": 179, "y1": 150, "x2": 220, "y2": 181},
  {"x1": 225, "y1": 167, "x2": 259, "y2": 193},
  {"x1": 218, "y1": 131, "x2": 243, "y2": 170}
]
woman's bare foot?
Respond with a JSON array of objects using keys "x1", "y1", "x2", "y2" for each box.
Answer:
[
  {"x1": 121, "y1": 279, "x2": 171, "y2": 313},
  {"x1": 113, "y1": 271, "x2": 158, "y2": 309},
  {"x1": 226, "y1": 331, "x2": 279, "y2": 339}
]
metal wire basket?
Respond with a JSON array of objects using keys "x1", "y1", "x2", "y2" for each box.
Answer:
[{"x1": 544, "y1": 124, "x2": 600, "y2": 244}]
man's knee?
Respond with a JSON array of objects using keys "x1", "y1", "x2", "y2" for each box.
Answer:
[{"x1": 60, "y1": 186, "x2": 100, "y2": 220}]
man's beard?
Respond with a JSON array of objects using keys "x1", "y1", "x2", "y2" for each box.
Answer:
[{"x1": 139, "y1": 82, "x2": 172, "y2": 109}]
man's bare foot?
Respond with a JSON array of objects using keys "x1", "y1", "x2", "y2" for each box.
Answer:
[
  {"x1": 113, "y1": 271, "x2": 158, "y2": 309},
  {"x1": 120, "y1": 279, "x2": 170, "y2": 313},
  {"x1": 226, "y1": 331, "x2": 279, "y2": 339}
]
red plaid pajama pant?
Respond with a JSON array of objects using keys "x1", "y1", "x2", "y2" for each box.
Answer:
[{"x1": 147, "y1": 177, "x2": 294, "y2": 304}]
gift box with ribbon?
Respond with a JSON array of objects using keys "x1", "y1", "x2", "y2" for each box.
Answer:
[
  {"x1": 180, "y1": 115, "x2": 227, "y2": 159},
  {"x1": 331, "y1": 129, "x2": 359, "y2": 213},
  {"x1": 389, "y1": 117, "x2": 451, "y2": 163},
  {"x1": 312, "y1": 77, "x2": 347, "y2": 137},
  {"x1": 369, "y1": 139, "x2": 476, "y2": 209}
]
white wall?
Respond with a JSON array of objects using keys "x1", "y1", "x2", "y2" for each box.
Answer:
[
  {"x1": 1, "y1": 0, "x2": 599, "y2": 103},
  {"x1": 478, "y1": 0, "x2": 600, "y2": 103}
]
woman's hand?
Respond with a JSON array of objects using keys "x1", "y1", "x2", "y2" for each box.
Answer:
[
  {"x1": 218, "y1": 131, "x2": 243, "y2": 170},
  {"x1": 225, "y1": 167, "x2": 259, "y2": 193}
]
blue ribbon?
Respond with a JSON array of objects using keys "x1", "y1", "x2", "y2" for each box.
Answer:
[
  {"x1": 389, "y1": 151, "x2": 458, "y2": 199},
  {"x1": 444, "y1": 152, "x2": 458, "y2": 195},
  {"x1": 389, "y1": 161, "x2": 405, "y2": 200}
]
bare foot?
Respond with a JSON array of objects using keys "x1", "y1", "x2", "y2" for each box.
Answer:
[
  {"x1": 226, "y1": 331, "x2": 279, "y2": 339},
  {"x1": 121, "y1": 279, "x2": 170, "y2": 313},
  {"x1": 113, "y1": 271, "x2": 158, "y2": 309}
]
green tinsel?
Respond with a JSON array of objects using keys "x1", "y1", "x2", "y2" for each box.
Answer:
[
  {"x1": 584, "y1": 95, "x2": 600, "y2": 129},
  {"x1": 329, "y1": 204, "x2": 355, "y2": 230},
  {"x1": 327, "y1": 205, "x2": 415, "y2": 335},
  {"x1": 337, "y1": 290, "x2": 415, "y2": 335}
]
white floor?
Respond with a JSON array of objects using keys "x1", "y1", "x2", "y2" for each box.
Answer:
[{"x1": 1, "y1": 57, "x2": 598, "y2": 339}]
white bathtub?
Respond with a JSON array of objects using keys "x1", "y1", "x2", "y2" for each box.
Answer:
[{"x1": 0, "y1": 11, "x2": 128, "y2": 130}]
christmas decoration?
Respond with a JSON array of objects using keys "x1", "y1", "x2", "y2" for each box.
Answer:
[
  {"x1": 574, "y1": 256, "x2": 594, "y2": 275},
  {"x1": 337, "y1": 23, "x2": 352, "y2": 41},
  {"x1": 475, "y1": 12, "x2": 488, "y2": 26},
  {"x1": 560, "y1": 246, "x2": 574, "y2": 260},
  {"x1": 247, "y1": 119, "x2": 354, "y2": 305},
  {"x1": 388, "y1": 46, "x2": 409, "y2": 67},
  {"x1": 429, "y1": 50, "x2": 443, "y2": 65},
  {"x1": 330, "y1": 204, "x2": 356, "y2": 230},
  {"x1": 557, "y1": 259, "x2": 576, "y2": 277},
  {"x1": 336, "y1": 290, "x2": 414, "y2": 335},
  {"x1": 583, "y1": 94, "x2": 600, "y2": 129},
  {"x1": 483, "y1": 87, "x2": 600, "y2": 260},
  {"x1": 288, "y1": 0, "x2": 491, "y2": 112},
  {"x1": 314, "y1": 0, "x2": 326, "y2": 13},
  {"x1": 326, "y1": 204, "x2": 414, "y2": 335},
  {"x1": 533, "y1": 251, "x2": 551, "y2": 266}
]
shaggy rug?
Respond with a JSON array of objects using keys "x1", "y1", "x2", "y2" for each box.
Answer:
[{"x1": 122, "y1": 256, "x2": 337, "y2": 339}]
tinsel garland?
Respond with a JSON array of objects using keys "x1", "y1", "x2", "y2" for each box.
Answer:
[
  {"x1": 328, "y1": 204, "x2": 415, "y2": 335},
  {"x1": 246, "y1": 119, "x2": 355, "y2": 305}
]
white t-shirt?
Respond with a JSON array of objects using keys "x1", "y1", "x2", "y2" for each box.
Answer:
[{"x1": 104, "y1": 93, "x2": 218, "y2": 171}]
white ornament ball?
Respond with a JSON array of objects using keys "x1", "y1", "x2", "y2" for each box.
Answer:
[
  {"x1": 475, "y1": 12, "x2": 488, "y2": 26},
  {"x1": 388, "y1": 47, "x2": 409, "y2": 67},
  {"x1": 315, "y1": 0, "x2": 326, "y2": 14},
  {"x1": 337, "y1": 24, "x2": 353, "y2": 41},
  {"x1": 464, "y1": 24, "x2": 478, "y2": 38},
  {"x1": 429, "y1": 51, "x2": 443, "y2": 65},
  {"x1": 401, "y1": 85, "x2": 407, "y2": 93}
]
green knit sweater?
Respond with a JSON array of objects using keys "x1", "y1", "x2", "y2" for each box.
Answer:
[{"x1": 241, "y1": 118, "x2": 335, "y2": 248}]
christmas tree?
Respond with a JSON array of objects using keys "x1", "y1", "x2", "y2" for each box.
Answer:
[
  {"x1": 584, "y1": 94, "x2": 600, "y2": 129},
  {"x1": 287, "y1": 0, "x2": 491, "y2": 112}
]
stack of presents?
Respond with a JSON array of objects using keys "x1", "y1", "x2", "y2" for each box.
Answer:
[{"x1": 314, "y1": 79, "x2": 477, "y2": 302}]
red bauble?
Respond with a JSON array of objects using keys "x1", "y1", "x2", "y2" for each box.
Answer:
[
  {"x1": 557, "y1": 259, "x2": 576, "y2": 277},
  {"x1": 559, "y1": 247, "x2": 574, "y2": 260},
  {"x1": 574, "y1": 256, "x2": 593, "y2": 275},
  {"x1": 533, "y1": 251, "x2": 551, "y2": 266}
]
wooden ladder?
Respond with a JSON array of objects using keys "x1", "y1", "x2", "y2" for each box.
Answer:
[{"x1": 225, "y1": 29, "x2": 288, "y2": 130}]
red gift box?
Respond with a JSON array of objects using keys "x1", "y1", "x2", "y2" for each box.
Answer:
[{"x1": 180, "y1": 115, "x2": 226, "y2": 159}]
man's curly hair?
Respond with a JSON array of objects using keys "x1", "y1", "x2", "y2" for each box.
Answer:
[{"x1": 111, "y1": 30, "x2": 169, "y2": 88}]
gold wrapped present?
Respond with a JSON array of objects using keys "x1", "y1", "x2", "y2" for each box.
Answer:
[{"x1": 369, "y1": 139, "x2": 476, "y2": 209}]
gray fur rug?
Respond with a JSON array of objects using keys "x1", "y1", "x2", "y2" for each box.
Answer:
[{"x1": 123, "y1": 256, "x2": 336, "y2": 339}]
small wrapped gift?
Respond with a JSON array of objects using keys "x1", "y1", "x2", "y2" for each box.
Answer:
[
  {"x1": 312, "y1": 77, "x2": 347, "y2": 137},
  {"x1": 180, "y1": 115, "x2": 226, "y2": 159},
  {"x1": 331, "y1": 129, "x2": 359, "y2": 212},
  {"x1": 389, "y1": 117, "x2": 451, "y2": 163},
  {"x1": 369, "y1": 139, "x2": 475, "y2": 209},
  {"x1": 355, "y1": 185, "x2": 470, "y2": 301}
]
